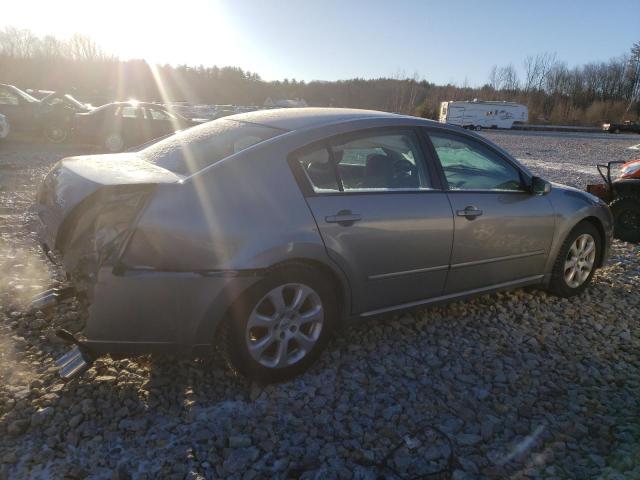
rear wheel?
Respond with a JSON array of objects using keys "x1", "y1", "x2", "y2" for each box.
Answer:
[
  {"x1": 610, "y1": 197, "x2": 640, "y2": 243},
  {"x1": 548, "y1": 222, "x2": 601, "y2": 297},
  {"x1": 219, "y1": 265, "x2": 337, "y2": 382}
]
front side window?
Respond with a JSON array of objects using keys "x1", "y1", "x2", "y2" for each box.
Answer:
[
  {"x1": 429, "y1": 132, "x2": 524, "y2": 191},
  {"x1": 332, "y1": 131, "x2": 430, "y2": 191},
  {"x1": 149, "y1": 108, "x2": 174, "y2": 121}
]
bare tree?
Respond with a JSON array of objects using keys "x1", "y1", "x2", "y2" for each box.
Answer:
[
  {"x1": 488, "y1": 65, "x2": 500, "y2": 90},
  {"x1": 524, "y1": 52, "x2": 557, "y2": 92},
  {"x1": 497, "y1": 64, "x2": 519, "y2": 91}
]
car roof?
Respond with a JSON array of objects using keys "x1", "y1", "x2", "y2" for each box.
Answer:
[
  {"x1": 107, "y1": 101, "x2": 166, "y2": 108},
  {"x1": 227, "y1": 107, "x2": 430, "y2": 131}
]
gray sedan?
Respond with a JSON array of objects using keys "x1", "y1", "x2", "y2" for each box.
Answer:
[{"x1": 35, "y1": 108, "x2": 613, "y2": 382}]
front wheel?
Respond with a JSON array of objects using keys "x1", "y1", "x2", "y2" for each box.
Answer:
[
  {"x1": 44, "y1": 125, "x2": 68, "y2": 143},
  {"x1": 103, "y1": 132, "x2": 125, "y2": 152},
  {"x1": 548, "y1": 222, "x2": 601, "y2": 297},
  {"x1": 219, "y1": 265, "x2": 337, "y2": 382}
]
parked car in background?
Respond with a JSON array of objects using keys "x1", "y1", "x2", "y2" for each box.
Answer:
[
  {"x1": 602, "y1": 120, "x2": 640, "y2": 134},
  {"x1": 0, "y1": 83, "x2": 45, "y2": 136},
  {"x1": 40, "y1": 91, "x2": 93, "y2": 143},
  {"x1": 440, "y1": 100, "x2": 528, "y2": 130},
  {"x1": 0, "y1": 113, "x2": 9, "y2": 140},
  {"x1": 35, "y1": 108, "x2": 613, "y2": 382},
  {"x1": 73, "y1": 101, "x2": 205, "y2": 152}
]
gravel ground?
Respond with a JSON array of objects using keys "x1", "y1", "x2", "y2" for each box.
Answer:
[{"x1": 0, "y1": 132, "x2": 639, "y2": 480}]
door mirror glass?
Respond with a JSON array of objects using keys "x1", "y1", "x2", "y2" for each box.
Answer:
[{"x1": 531, "y1": 176, "x2": 551, "y2": 195}]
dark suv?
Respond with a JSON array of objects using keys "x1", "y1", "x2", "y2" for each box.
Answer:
[
  {"x1": 0, "y1": 83, "x2": 44, "y2": 137},
  {"x1": 602, "y1": 120, "x2": 640, "y2": 134}
]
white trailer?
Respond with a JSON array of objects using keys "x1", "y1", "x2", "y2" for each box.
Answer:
[{"x1": 439, "y1": 100, "x2": 528, "y2": 129}]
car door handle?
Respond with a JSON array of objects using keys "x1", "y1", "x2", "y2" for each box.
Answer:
[
  {"x1": 325, "y1": 210, "x2": 362, "y2": 225},
  {"x1": 456, "y1": 206, "x2": 483, "y2": 219}
]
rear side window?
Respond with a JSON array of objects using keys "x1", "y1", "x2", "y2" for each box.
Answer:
[
  {"x1": 429, "y1": 132, "x2": 524, "y2": 191},
  {"x1": 143, "y1": 119, "x2": 283, "y2": 175},
  {"x1": 332, "y1": 131, "x2": 429, "y2": 191},
  {"x1": 294, "y1": 129, "x2": 431, "y2": 194},
  {"x1": 296, "y1": 147, "x2": 340, "y2": 193},
  {"x1": 118, "y1": 106, "x2": 141, "y2": 118}
]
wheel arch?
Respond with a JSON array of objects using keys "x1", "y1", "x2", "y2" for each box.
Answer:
[
  {"x1": 581, "y1": 216, "x2": 607, "y2": 268},
  {"x1": 196, "y1": 256, "x2": 352, "y2": 353},
  {"x1": 266, "y1": 258, "x2": 352, "y2": 320}
]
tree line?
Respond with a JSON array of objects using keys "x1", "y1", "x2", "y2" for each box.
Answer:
[{"x1": 0, "y1": 27, "x2": 638, "y2": 125}]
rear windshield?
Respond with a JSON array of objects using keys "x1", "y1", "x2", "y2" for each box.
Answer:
[{"x1": 142, "y1": 119, "x2": 284, "y2": 175}]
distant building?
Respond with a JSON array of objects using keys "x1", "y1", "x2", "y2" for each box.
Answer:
[{"x1": 264, "y1": 97, "x2": 308, "y2": 108}]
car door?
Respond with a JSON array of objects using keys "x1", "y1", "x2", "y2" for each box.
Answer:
[
  {"x1": 0, "y1": 86, "x2": 28, "y2": 132},
  {"x1": 424, "y1": 129, "x2": 555, "y2": 294},
  {"x1": 294, "y1": 128, "x2": 454, "y2": 315},
  {"x1": 116, "y1": 105, "x2": 146, "y2": 147},
  {"x1": 146, "y1": 107, "x2": 175, "y2": 138}
]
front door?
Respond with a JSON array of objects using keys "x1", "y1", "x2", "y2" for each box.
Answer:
[
  {"x1": 116, "y1": 105, "x2": 146, "y2": 147},
  {"x1": 0, "y1": 86, "x2": 33, "y2": 133},
  {"x1": 146, "y1": 107, "x2": 176, "y2": 138},
  {"x1": 295, "y1": 128, "x2": 454, "y2": 314},
  {"x1": 425, "y1": 130, "x2": 555, "y2": 294}
]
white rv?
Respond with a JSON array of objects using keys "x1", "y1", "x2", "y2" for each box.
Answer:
[{"x1": 439, "y1": 100, "x2": 528, "y2": 129}]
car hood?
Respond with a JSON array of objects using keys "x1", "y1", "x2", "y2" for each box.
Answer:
[{"x1": 36, "y1": 153, "x2": 180, "y2": 250}]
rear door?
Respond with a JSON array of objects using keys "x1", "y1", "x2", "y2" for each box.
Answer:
[
  {"x1": 116, "y1": 105, "x2": 146, "y2": 147},
  {"x1": 423, "y1": 129, "x2": 555, "y2": 294},
  {"x1": 294, "y1": 128, "x2": 454, "y2": 315}
]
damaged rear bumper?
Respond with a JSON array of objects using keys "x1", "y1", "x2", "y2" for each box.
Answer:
[{"x1": 81, "y1": 266, "x2": 260, "y2": 356}]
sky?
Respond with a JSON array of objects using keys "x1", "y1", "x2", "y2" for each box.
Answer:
[{"x1": 1, "y1": 0, "x2": 638, "y2": 86}]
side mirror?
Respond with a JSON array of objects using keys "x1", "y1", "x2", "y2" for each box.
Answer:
[{"x1": 531, "y1": 176, "x2": 551, "y2": 195}]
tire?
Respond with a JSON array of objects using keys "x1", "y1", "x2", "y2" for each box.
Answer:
[
  {"x1": 104, "y1": 132, "x2": 125, "y2": 152},
  {"x1": 548, "y1": 222, "x2": 601, "y2": 297},
  {"x1": 44, "y1": 125, "x2": 68, "y2": 144},
  {"x1": 475, "y1": 125, "x2": 482, "y2": 131},
  {"x1": 0, "y1": 119, "x2": 9, "y2": 140},
  {"x1": 219, "y1": 264, "x2": 338, "y2": 383},
  {"x1": 614, "y1": 128, "x2": 620, "y2": 134},
  {"x1": 610, "y1": 196, "x2": 640, "y2": 243}
]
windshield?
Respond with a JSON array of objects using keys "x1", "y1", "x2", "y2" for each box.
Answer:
[
  {"x1": 141, "y1": 119, "x2": 284, "y2": 175},
  {"x1": 63, "y1": 94, "x2": 86, "y2": 109},
  {"x1": 13, "y1": 87, "x2": 39, "y2": 103}
]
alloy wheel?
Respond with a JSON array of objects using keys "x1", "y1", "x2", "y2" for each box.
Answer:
[
  {"x1": 563, "y1": 233, "x2": 596, "y2": 288},
  {"x1": 105, "y1": 133, "x2": 124, "y2": 152},
  {"x1": 46, "y1": 126, "x2": 67, "y2": 143},
  {"x1": 245, "y1": 283, "x2": 324, "y2": 368}
]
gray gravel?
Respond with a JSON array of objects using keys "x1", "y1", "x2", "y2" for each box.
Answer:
[
  {"x1": 1, "y1": 133, "x2": 639, "y2": 479},
  {"x1": 481, "y1": 130, "x2": 640, "y2": 187}
]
